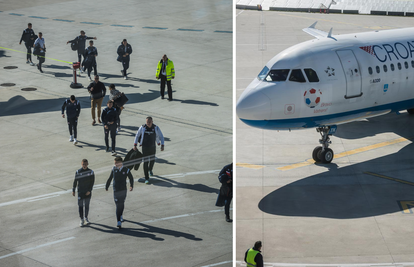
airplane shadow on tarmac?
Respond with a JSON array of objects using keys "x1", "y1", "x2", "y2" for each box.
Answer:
[
  {"x1": 88, "y1": 221, "x2": 202, "y2": 241},
  {"x1": 259, "y1": 113, "x2": 414, "y2": 219},
  {"x1": 148, "y1": 176, "x2": 219, "y2": 194}
]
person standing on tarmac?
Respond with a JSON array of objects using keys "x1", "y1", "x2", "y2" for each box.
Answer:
[
  {"x1": 19, "y1": 23, "x2": 36, "y2": 65},
  {"x1": 66, "y1": 30, "x2": 97, "y2": 74},
  {"x1": 108, "y1": 84, "x2": 123, "y2": 133},
  {"x1": 245, "y1": 241, "x2": 264, "y2": 267},
  {"x1": 156, "y1": 54, "x2": 175, "y2": 101},
  {"x1": 61, "y1": 95, "x2": 81, "y2": 145},
  {"x1": 117, "y1": 39, "x2": 132, "y2": 80},
  {"x1": 133, "y1": 117, "x2": 164, "y2": 184},
  {"x1": 105, "y1": 156, "x2": 134, "y2": 228},
  {"x1": 87, "y1": 75, "x2": 106, "y2": 125},
  {"x1": 218, "y1": 163, "x2": 233, "y2": 222},
  {"x1": 83, "y1": 40, "x2": 98, "y2": 81},
  {"x1": 73, "y1": 159, "x2": 95, "y2": 227},
  {"x1": 101, "y1": 100, "x2": 119, "y2": 156},
  {"x1": 33, "y1": 32, "x2": 45, "y2": 73}
]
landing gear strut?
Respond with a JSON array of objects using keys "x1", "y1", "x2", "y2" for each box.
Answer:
[{"x1": 312, "y1": 126, "x2": 336, "y2": 164}]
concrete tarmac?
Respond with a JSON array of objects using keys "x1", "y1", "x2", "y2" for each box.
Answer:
[
  {"x1": 236, "y1": 10, "x2": 414, "y2": 266},
  {"x1": 0, "y1": 1, "x2": 232, "y2": 266}
]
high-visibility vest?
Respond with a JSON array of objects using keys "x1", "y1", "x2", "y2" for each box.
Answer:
[
  {"x1": 246, "y1": 248, "x2": 260, "y2": 267},
  {"x1": 156, "y1": 59, "x2": 175, "y2": 81}
]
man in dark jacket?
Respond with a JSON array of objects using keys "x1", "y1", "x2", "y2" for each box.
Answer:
[
  {"x1": 218, "y1": 163, "x2": 232, "y2": 222},
  {"x1": 67, "y1": 30, "x2": 97, "y2": 74},
  {"x1": 73, "y1": 159, "x2": 95, "y2": 227},
  {"x1": 19, "y1": 23, "x2": 36, "y2": 65},
  {"x1": 106, "y1": 156, "x2": 134, "y2": 228},
  {"x1": 117, "y1": 39, "x2": 132, "y2": 80},
  {"x1": 61, "y1": 95, "x2": 81, "y2": 145},
  {"x1": 87, "y1": 75, "x2": 106, "y2": 125},
  {"x1": 101, "y1": 100, "x2": 119, "y2": 156},
  {"x1": 245, "y1": 241, "x2": 264, "y2": 267},
  {"x1": 83, "y1": 40, "x2": 98, "y2": 81}
]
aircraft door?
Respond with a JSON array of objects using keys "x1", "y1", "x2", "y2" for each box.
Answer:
[{"x1": 336, "y1": 50, "x2": 362, "y2": 98}]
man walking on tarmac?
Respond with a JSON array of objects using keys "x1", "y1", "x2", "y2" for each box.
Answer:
[
  {"x1": 61, "y1": 95, "x2": 81, "y2": 145},
  {"x1": 117, "y1": 39, "x2": 132, "y2": 80},
  {"x1": 19, "y1": 23, "x2": 36, "y2": 65},
  {"x1": 105, "y1": 156, "x2": 134, "y2": 228},
  {"x1": 155, "y1": 54, "x2": 175, "y2": 101},
  {"x1": 73, "y1": 159, "x2": 95, "y2": 227},
  {"x1": 67, "y1": 30, "x2": 97, "y2": 74},
  {"x1": 133, "y1": 117, "x2": 164, "y2": 184},
  {"x1": 245, "y1": 241, "x2": 264, "y2": 267}
]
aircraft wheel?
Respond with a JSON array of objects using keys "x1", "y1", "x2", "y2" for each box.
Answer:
[
  {"x1": 312, "y1": 146, "x2": 322, "y2": 162},
  {"x1": 320, "y1": 148, "x2": 334, "y2": 164},
  {"x1": 407, "y1": 108, "x2": 414, "y2": 115}
]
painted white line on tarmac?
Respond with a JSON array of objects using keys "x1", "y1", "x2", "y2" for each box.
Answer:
[
  {"x1": 201, "y1": 260, "x2": 233, "y2": 267},
  {"x1": 236, "y1": 261, "x2": 414, "y2": 267},
  {"x1": 0, "y1": 237, "x2": 75, "y2": 260},
  {"x1": 0, "y1": 169, "x2": 220, "y2": 208},
  {"x1": 140, "y1": 209, "x2": 227, "y2": 224}
]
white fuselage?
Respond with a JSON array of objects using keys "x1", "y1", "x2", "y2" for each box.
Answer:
[{"x1": 237, "y1": 27, "x2": 414, "y2": 130}]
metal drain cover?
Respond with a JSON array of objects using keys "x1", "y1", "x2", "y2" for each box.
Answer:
[
  {"x1": 21, "y1": 87, "x2": 37, "y2": 91},
  {"x1": 1, "y1": 83, "x2": 16, "y2": 87},
  {"x1": 4, "y1": 66, "x2": 18, "y2": 69}
]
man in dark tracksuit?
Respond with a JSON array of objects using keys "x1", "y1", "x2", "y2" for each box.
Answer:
[
  {"x1": 117, "y1": 39, "x2": 132, "y2": 79},
  {"x1": 73, "y1": 159, "x2": 95, "y2": 227},
  {"x1": 219, "y1": 163, "x2": 233, "y2": 222},
  {"x1": 19, "y1": 23, "x2": 36, "y2": 65},
  {"x1": 106, "y1": 156, "x2": 134, "y2": 228},
  {"x1": 101, "y1": 100, "x2": 119, "y2": 156},
  {"x1": 66, "y1": 30, "x2": 97, "y2": 70},
  {"x1": 245, "y1": 241, "x2": 264, "y2": 267},
  {"x1": 61, "y1": 95, "x2": 81, "y2": 145},
  {"x1": 83, "y1": 40, "x2": 98, "y2": 80},
  {"x1": 133, "y1": 117, "x2": 164, "y2": 184}
]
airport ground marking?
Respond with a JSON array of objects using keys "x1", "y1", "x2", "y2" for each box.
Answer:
[
  {"x1": 277, "y1": 137, "x2": 412, "y2": 171},
  {"x1": 398, "y1": 200, "x2": 414, "y2": 214},
  {"x1": 236, "y1": 163, "x2": 265, "y2": 170},
  {"x1": 0, "y1": 237, "x2": 75, "y2": 260},
  {"x1": 364, "y1": 171, "x2": 414, "y2": 187},
  {"x1": 201, "y1": 260, "x2": 233, "y2": 267},
  {"x1": 140, "y1": 209, "x2": 230, "y2": 224},
  {"x1": 236, "y1": 261, "x2": 414, "y2": 266},
  {"x1": 0, "y1": 46, "x2": 73, "y2": 64},
  {"x1": 0, "y1": 169, "x2": 220, "y2": 208}
]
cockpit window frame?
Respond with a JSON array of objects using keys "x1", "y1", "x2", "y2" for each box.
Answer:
[
  {"x1": 257, "y1": 66, "x2": 270, "y2": 81},
  {"x1": 264, "y1": 69, "x2": 290, "y2": 82},
  {"x1": 288, "y1": 69, "x2": 306, "y2": 83},
  {"x1": 304, "y1": 68, "x2": 320, "y2": 83}
]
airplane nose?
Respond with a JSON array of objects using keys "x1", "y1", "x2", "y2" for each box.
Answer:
[{"x1": 236, "y1": 90, "x2": 271, "y2": 120}]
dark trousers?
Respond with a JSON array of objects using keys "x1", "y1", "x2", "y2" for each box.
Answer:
[
  {"x1": 160, "y1": 74, "x2": 172, "y2": 100},
  {"x1": 77, "y1": 52, "x2": 85, "y2": 65},
  {"x1": 104, "y1": 123, "x2": 117, "y2": 151},
  {"x1": 37, "y1": 53, "x2": 45, "y2": 67},
  {"x1": 78, "y1": 194, "x2": 91, "y2": 219},
  {"x1": 142, "y1": 146, "x2": 156, "y2": 180},
  {"x1": 25, "y1": 43, "x2": 32, "y2": 61},
  {"x1": 115, "y1": 106, "x2": 122, "y2": 128},
  {"x1": 67, "y1": 117, "x2": 78, "y2": 138},
  {"x1": 87, "y1": 64, "x2": 97, "y2": 77},
  {"x1": 114, "y1": 190, "x2": 127, "y2": 222},
  {"x1": 122, "y1": 58, "x2": 130, "y2": 76},
  {"x1": 224, "y1": 195, "x2": 232, "y2": 217}
]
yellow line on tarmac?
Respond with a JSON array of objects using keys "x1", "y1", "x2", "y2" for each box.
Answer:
[
  {"x1": 236, "y1": 163, "x2": 265, "y2": 170},
  {"x1": 277, "y1": 137, "x2": 412, "y2": 171},
  {"x1": 0, "y1": 46, "x2": 73, "y2": 64},
  {"x1": 364, "y1": 171, "x2": 414, "y2": 187}
]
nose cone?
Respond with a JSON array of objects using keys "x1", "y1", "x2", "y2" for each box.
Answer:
[{"x1": 236, "y1": 89, "x2": 271, "y2": 121}]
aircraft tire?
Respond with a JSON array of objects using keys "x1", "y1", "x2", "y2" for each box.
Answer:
[
  {"x1": 320, "y1": 148, "x2": 334, "y2": 164},
  {"x1": 312, "y1": 146, "x2": 323, "y2": 162},
  {"x1": 407, "y1": 108, "x2": 414, "y2": 114}
]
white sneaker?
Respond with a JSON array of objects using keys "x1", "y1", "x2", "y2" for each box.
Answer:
[
  {"x1": 117, "y1": 221, "x2": 122, "y2": 228},
  {"x1": 111, "y1": 151, "x2": 117, "y2": 156},
  {"x1": 120, "y1": 215, "x2": 124, "y2": 222},
  {"x1": 73, "y1": 138, "x2": 78, "y2": 145},
  {"x1": 84, "y1": 218, "x2": 90, "y2": 225},
  {"x1": 30, "y1": 62, "x2": 35, "y2": 66},
  {"x1": 80, "y1": 69, "x2": 84, "y2": 74},
  {"x1": 80, "y1": 219, "x2": 84, "y2": 226},
  {"x1": 145, "y1": 180, "x2": 149, "y2": 184},
  {"x1": 124, "y1": 76, "x2": 127, "y2": 80},
  {"x1": 69, "y1": 136, "x2": 74, "y2": 142}
]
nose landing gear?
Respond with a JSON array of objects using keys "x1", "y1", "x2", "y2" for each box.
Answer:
[{"x1": 312, "y1": 126, "x2": 336, "y2": 164}]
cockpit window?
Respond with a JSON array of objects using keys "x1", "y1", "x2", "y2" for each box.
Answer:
[
  {"x1": 257, "y1": 66, "x2": 269, "y2": 80},
  {"x1": 304, "y1": 68, "x2": 319, "y2": 82},
  {"x1": 264, "y1": 69, "x2": 290, "y2": 82},
  {"x1": 288, "y1": 69, "x2": 306, "y2": 83}
]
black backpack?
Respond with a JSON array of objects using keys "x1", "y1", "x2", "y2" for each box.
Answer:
[{"x1": 71, "y1": 40, "x2": 78, "y2": 51}]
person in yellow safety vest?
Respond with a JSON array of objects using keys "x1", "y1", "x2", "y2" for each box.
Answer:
[
  {"x1": 156, "y1": 54, "x2": 175, "y2": 101},
  {"x1": 244, "y1": 241, "x2": 263, "y2": 267}
]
